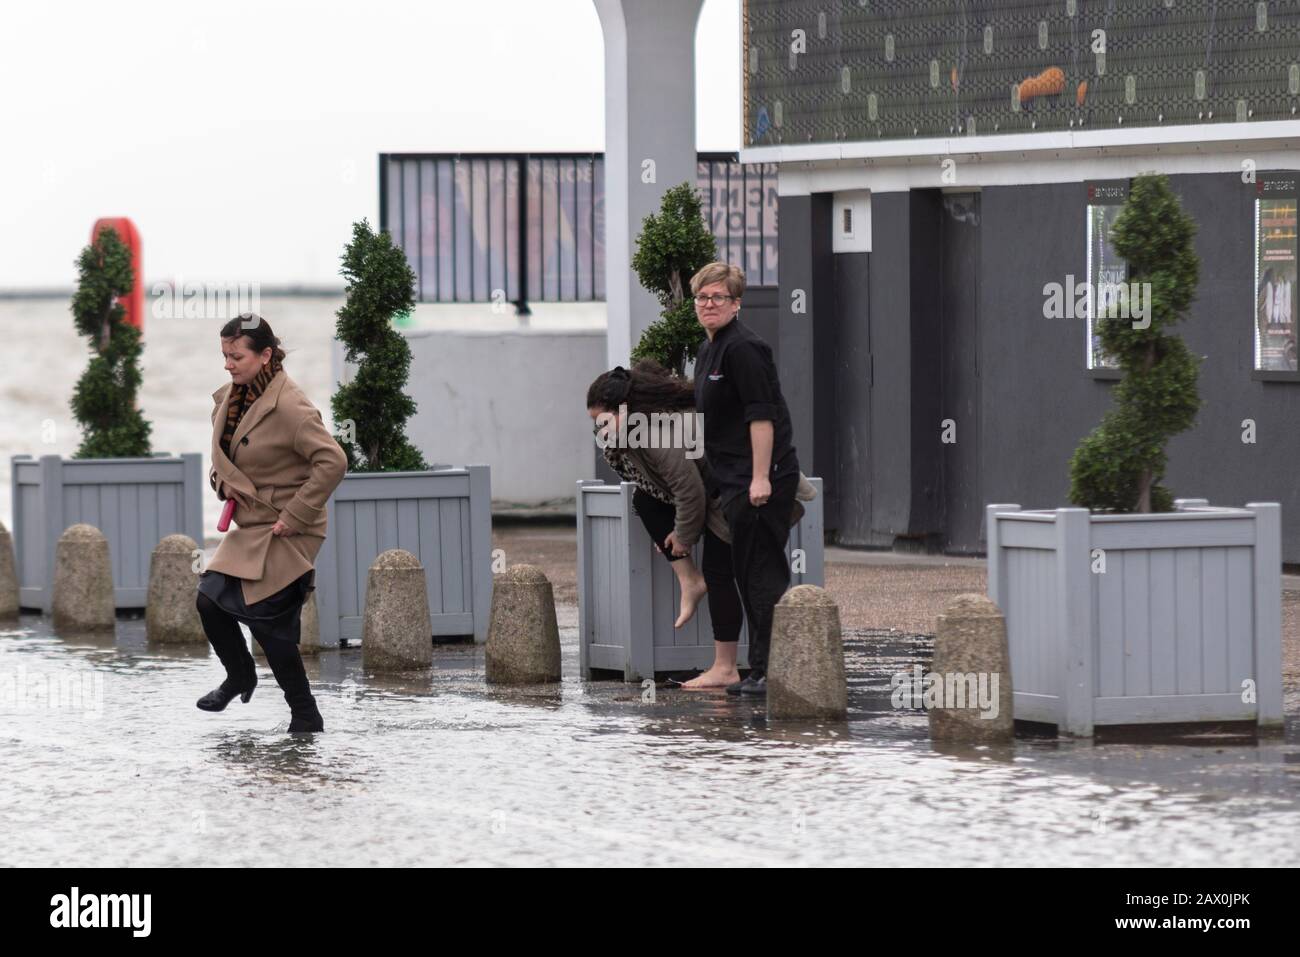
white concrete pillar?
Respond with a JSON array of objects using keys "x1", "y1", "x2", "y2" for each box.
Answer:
[{"x1": 594, "y1": 0, "x2": 705, "y2": 367}]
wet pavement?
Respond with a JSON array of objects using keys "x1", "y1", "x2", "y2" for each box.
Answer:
[{"x1": 2, "y1": 607, "x2": 1298, "y2": 867}]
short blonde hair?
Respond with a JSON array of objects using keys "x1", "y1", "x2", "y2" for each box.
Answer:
[{"x1": 689, "y1": 262, "x2": 746, "y2": 299}]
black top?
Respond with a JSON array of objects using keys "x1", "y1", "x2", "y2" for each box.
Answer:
[{"x1": 693, "y1": 317, "x2": 799, "y2": 508}]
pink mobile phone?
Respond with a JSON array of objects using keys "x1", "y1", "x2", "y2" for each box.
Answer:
[{"x1": 217, "y1": 497, "x2": 236, "y2": 532}]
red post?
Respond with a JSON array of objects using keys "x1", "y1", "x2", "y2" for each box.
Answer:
[{"x1": 91, "y1": 217, "x2": 144, "y2": 333}]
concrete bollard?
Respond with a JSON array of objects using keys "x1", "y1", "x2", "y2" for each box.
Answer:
[
  {"x1": 929, "y1": 593, "x2": 1014, "y2": 743},
  {"x1": 52, "y1": 524, "x2": 116, "y2": 633},
  {"x1": 485, "y1": 564, "x2": 561, "y2": 685},
  {"x1": 300, "y1": 589, "x2": 321, "y2": 655},
  {"x1": 0, "y1": 521, "x2": 19, "y2": 621},
  {"x1": 362, "y1": 549, "x2": 433, "y2": 671},
  {"x1": 251, "y1": 589, "x2": 321, "y2": 658},
  {"x1": 145, "y1": 534, "x2": 206, "y2": 644},
  {"x1": 767, "y1": 585, "x2": 847, "y2": 719}
]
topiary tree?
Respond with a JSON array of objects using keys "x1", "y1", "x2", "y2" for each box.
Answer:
[
  {"x1": 70, "y1": 225, "x2": 152, "y2": 458},
  {"x1": 1069, "y1": 173, "x2": 1201, "y2": 513},
  {"x1": 331, "y1": 219, "x2": 428, "y2": 473},
  {"x1": 630, "y1": 182, "x2": 719, "y2": 376}
]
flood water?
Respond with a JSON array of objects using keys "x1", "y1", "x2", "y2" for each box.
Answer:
[{"x1": 2, "y1": 610, "x2": 1298, "y2": 868}]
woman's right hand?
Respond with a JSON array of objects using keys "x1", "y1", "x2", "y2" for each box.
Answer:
[{"x1": 221, "y1": 484, "x2": 253, "y2": 511}]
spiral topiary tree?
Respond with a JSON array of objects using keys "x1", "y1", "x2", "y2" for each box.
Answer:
[
  {"x1": 331, "y1": 219, "x2": 428, "y2": 473},
  {"x1": 70, "y1": 225, "x2": 152, "y2": 458},
  {"x1": 1068, "y1": 173, "x2": 1201, "y2": 513},
  {"x1": 630, "y1": 182, "x2": 719, "y2": 376}
]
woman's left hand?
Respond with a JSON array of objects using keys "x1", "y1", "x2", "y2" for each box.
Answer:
[
  {"x1": 271, "y1": 520, "x2": 297, "y2": 537},
  {"x1": 664, "y1": 530, "x2": 689, "y2": 557}
]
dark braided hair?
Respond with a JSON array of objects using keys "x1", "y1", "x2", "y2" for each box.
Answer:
[{"x1": 586, "y1": 359, "x2": 695, "y2": 414}]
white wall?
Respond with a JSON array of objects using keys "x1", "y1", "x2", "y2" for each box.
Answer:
[{"x1": 334, "y1": 303, "x2": 608, "y2": 506}]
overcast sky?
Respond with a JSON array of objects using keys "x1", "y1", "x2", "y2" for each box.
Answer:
[{"x1": 0, "y1": 0, "x2": 740, "y2": 290}]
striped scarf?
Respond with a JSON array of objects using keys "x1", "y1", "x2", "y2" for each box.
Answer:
[{"x1": 221, "y1": 354, "x2": 282, "y2": 458}]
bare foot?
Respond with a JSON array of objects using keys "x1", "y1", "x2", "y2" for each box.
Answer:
[
  {"x1": 681, "y1": 667, "x2": 741, "y2": 690},
  {"x1": 675, "y1": 576, "x2": 708, "y2": 628}
]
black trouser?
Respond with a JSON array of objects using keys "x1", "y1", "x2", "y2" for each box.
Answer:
[
  {"x1": 195, "y1": 591, "x2": 315, "y2": 709},
  {"x1": 631, "y1": 489, "x2": 743, "y2": 643},
  {"x1": 720, "y1": 472, "x2": 799, "y2": 677}
]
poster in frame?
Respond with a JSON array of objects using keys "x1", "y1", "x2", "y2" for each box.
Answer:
[{"x1": 1254, "y1": 174, "x2": 1298, "y2": 375}]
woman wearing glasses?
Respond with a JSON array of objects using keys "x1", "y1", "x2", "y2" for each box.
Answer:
[{"x1": 691, "y1": 262, "x2": 804, "y2": 696}]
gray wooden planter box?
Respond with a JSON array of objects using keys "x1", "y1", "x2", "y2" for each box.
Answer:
[
  {"x1": 315, "y1": 465, "x2": 492, "y2": 647},
  {"x1": 11, "y1": 452, "x2": 204, "y2": 613},
  {"x1": 577, "y1": 478, "x2": 824, "y2": 681},
  {"x1": 986, "y1": 500, "x2": 1284, "y2": 736}
]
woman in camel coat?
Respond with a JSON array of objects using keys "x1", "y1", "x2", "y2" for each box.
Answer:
[{"x1": 195, "y1": 313, "x2": 347, "y2": 732}]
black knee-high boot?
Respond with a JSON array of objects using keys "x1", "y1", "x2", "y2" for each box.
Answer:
[
  {"x1": 255, "y1": 634, "x2": 324, "y2": 733},
  {"x1": 195, "y1": 592, "x2": 257, "y2": 711}
]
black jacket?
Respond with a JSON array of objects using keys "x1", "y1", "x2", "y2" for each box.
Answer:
[{"x1": 693, "y1": 317, "x2": 799, "y2": 508}]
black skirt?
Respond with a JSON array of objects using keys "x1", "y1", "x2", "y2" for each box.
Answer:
[{"x1": 196, "y1": 568, "x2": 315, "y2": 645}]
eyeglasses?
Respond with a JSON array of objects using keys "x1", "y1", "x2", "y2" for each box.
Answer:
[{"x1": 693, "y1": 294, "x2": 736, "y2": 306}]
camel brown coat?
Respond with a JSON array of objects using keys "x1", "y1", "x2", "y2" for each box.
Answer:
[{"x1": 207, "y1": 370, "x2": 348, "y2": 606}]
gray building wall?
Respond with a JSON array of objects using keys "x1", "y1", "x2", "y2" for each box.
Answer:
[
  {"x1": 740, "y1": 286, "x2": 780, "y2": 363},
  {"x1": 777, "y1": 170, "x2": 1300, "y2": 562},
  {"x1": 978, "y1": 180, "x2": 1111, "y2": 549},
  {"x1": 977, "y1": 172, "x2": 1298, "y2": 560}
]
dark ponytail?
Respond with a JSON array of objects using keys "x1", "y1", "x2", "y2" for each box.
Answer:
[{"x1": 586, "y1": 359, "x2": 694, "y2": 414}]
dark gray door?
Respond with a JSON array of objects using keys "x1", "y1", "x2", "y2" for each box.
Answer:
[
  {"x1": 939, "y1": 192, "x2": 982, "y2": 553},
  {"x1": 831, "y1": 253, "x2": 871, "y2": 541}
]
